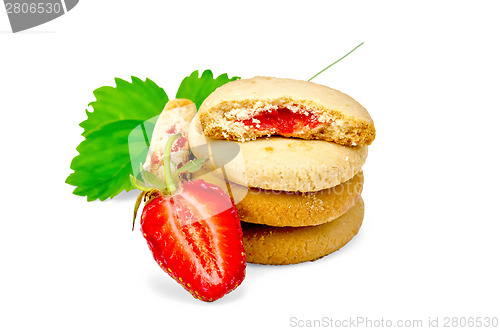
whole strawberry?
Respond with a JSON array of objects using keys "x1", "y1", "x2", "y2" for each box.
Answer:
[{"x1": 131, "y1": 133, "x2": 246, "y2": 302}]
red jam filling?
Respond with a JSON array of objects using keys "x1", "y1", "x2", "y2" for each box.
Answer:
[{"x1": 239, "y1": 107, "x2": 320, "y2": 135}]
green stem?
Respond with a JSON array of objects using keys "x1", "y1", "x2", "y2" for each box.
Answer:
[
  {"x1": 163, "y1": 133, "x2": 182, "y2": 194},
  {"x1": 132, "y1": 190, "x2": 146, "y2": 231},
  {"x1": 308, "y1": 42, "x2": 364, "y2": 82}
]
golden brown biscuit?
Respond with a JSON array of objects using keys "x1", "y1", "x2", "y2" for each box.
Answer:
[
  {"x1": 188, "y1": 114, "x2": 368, "y2": 192},
  {"x1": 237, "y1": 172, "x2": 363, "y2": 227},
  {"x1": 242, "y1": 198, "x2": 364, "y2": 265},
  {"x1": 198, "y1": 77, "x2": 375, "y2": 146}
]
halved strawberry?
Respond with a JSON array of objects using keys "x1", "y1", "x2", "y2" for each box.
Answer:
[
  {"x1": 132, "y1": 133, "x2": 246, "y2": 302},
  {"x1": 141, "y1": 180, "x2": 245, "y2": 301}
]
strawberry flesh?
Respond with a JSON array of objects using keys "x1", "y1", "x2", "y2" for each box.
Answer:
[{"x1": 141, "y1": 179, "x2": 246, "y2": 302}]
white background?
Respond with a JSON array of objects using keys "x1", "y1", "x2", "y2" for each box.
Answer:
[{"x1": 1, "y1": 1, "x2": 499, "y2": 330}]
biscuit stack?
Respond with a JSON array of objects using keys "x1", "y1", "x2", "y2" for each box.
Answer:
[{"x1": 188, "y1": 77, "x2": 375, "y2": 265}]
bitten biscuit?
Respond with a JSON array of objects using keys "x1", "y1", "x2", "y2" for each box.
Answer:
[
  {"x1": 242, "y1": 198, "x2": 364, "y2": 265},
  {"x1": 198, "y1": 77, "x2": 375, "y2": 146},
  {"x1": 188, "y1": 114, "x2": 368, "y2": 192},
  {"x1": 237, "y1": 172, "x2": 363, "y2": 227}
]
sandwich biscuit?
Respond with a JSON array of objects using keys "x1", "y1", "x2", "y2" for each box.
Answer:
[
  {"x1": 198, "y1": 77, "x2": 375, "y2": 146},
  {"x1": 188, "y1": 114, "x2": 368, "y2": 192}
]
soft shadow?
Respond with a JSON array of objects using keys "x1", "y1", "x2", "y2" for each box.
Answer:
[
  {"x1": 247, "y1": 262, "x2": 298, "y2": 274},
  {"x1": 148, "y1": 272, "x2": 247, "y2": 304},
  {"x1": 18, "y1": 31, "x2": 56, "y2": 34},
  {"x1": 148, "y1": 273, "x2": 199, "y2": 304},
  {"x1": 112, "y1": 190, "x2": 140, "y2": 201},
  {"x1": 210, "y1": 282, "x2": 247, "y2": 305},
  {"x1": 0, "y1": 30, "x2": 56, "y2": 34}
]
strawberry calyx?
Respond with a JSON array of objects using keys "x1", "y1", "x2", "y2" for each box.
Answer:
[
  {"x1": 130, "y1": 133, "x2": 207, "y2": 230},
  {"x1": 163, "y1": 133, "x2": 182, "y2": 194}
]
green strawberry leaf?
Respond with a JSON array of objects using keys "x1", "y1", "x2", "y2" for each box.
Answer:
[
  {"x1": 176, "y1": 70, "x2": 239, "y2": 110},
  {"x1": 67, "y1": 120, "x2": 149, "y2": 201},
  {"x1": 66, "y1": 77, "x2": 169, "y2": 201},
  {"x1": 67, "y1": 71, "x2": 238, "y2": 201},
  {"x1": 81, "y1": 77, "x2": 168, "y2": 136}
]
